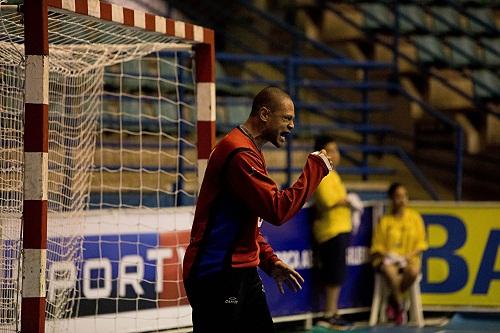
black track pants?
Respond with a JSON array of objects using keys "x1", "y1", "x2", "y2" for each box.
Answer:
[{"x1": 185, "y1": 267, "x2": 275, "y2": 333}]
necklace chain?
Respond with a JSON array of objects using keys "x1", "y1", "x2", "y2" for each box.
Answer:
[
  {"x1": 239, "y1": 125, "x2": 261, "y2": 150},
  {"x1": 240, "y1": 125, "x2": 252, "y2": 138}
]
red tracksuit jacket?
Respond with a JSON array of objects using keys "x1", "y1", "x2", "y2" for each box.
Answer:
[{"x1": 183, "y1": 127, "x2": 329, "y2": 281}]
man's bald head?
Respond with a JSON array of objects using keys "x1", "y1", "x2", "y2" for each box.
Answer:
[
  {"x1": 250, "y1": 86, "x2": 292, "y2": 117},
  {"x1": 242, "y1": 86, "x2": 295, "y2": 149}
]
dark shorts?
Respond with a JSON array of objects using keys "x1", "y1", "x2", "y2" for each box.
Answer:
[
  {"x1": 184, "y1": 267, "x2": 275, "y2": 333},
  {"x1": 317, "y1": 232, "x2": 351, "y2": 285}
]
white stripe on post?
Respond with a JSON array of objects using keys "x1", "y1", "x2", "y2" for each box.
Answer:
[
  {"x1": 155, "y1": 16, "x2": 166, "y2": 34},
  {"x1": 196, "y1": 82, "x2": 216, "y2": 121},
  {"x1": 24, "y1": 152, "x2": 48, "y2": 201},
  {"x1": 61, "y1": 0, "x2": 76, "y2": 12},
  {"x1": 194, "y1": 26, "x2": 204, "y2": 42},
  {"x1": 197, "y1": 159, "x2": 208, "y2": 190},
  {"x1": 88, "y1": 0, "x2": 100, "y2": 18},
  {"x1": 174, "y1": 21, "x2": 186, "y2": 38},
  {"x1": 22, "y1": 249, "x2": 47, "y2": 298},
  {"x1": 134, "y1": 10, "x2": 145, "y2": 29},
  {"x1": 25, "y1": 55, "x2": 49, "y2": 105},
  {"x1": 111, "y1": 3, "x2": 124, "y2": 24}
]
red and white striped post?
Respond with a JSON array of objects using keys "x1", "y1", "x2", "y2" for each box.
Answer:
[
  {"x1": 22, "y1": 0, "x2": 49, "y2": 332},
  {"x1": 194, "y1": 30, "x2": 216, "y2": 186}
]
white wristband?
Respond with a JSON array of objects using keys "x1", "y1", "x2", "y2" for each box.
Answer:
[{"x1": 311, "y1": 151, "x2": 333, "y2": 171}]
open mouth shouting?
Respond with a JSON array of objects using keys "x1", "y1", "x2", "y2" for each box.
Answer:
[{"x1": 279, "y1": 131, "x2": 291, "y2": 143}]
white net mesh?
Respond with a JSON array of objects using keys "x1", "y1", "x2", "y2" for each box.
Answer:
[{"x1": 1, "y1": 5, "x2": 198, "y2": 332}]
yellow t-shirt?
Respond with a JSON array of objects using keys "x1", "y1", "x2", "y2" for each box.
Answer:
[
  {"x1": 313, "y1": 170, "x2": 352, "y2": 244},
  {"x1": 371, "y1": 207, "x2": 428, "y2": 266}
]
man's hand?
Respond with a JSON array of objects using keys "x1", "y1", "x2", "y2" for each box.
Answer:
[
  {"x1": 270, "y1": 261, "x2": 305, "y2": 295},
  {"x1": 311, "y1": 149, "x2": 335, "y2": 170}
]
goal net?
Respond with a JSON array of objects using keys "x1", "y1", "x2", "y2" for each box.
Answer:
[{"x1": 0, "y1": 2, "x2": 214, "y2": 332}]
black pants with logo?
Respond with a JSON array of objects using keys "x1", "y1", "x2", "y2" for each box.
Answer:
[{"x1": 185, "y1": 267, "x2": 275, "y2": 333}]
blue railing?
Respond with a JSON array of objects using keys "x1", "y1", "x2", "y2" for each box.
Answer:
[{"x1": 216, "y1": 53, "x2": 464, "y2": 200}]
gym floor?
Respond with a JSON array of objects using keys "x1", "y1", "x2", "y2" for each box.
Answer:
[{"x1": 275, "y1": 313, "x2": 500, "y2": 333}]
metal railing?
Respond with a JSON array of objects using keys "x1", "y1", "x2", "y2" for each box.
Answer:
[{"x1": 217, "y1": 53, "x2": 465, "y2": 200}]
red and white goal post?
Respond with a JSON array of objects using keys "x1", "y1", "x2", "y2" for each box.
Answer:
[{"x1": 0, "y1": 1, "x2": 215, "y2": 332}]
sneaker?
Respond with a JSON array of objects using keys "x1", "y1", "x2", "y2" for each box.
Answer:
[
  {"x1": 316, "y1": 315, "x2": 353, "y2": 330},
  {"x1": 394, "y1": 305, "x2": 407, "y2": 325},
  {"x1": 385, "y1": 302, "x2": 396, "y2": 321}
]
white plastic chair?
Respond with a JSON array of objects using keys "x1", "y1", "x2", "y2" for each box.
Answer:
[{"x1": 369, "y1": 272, "x2": 424, "y2": 327}]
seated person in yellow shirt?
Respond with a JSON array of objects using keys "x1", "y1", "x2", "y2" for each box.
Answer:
[
  {"x1": 371, "y1": 183, "x2": 428, "y2": 325},
  {"x1": 312, "y1": 135, "x2": 353, "y2": 329}
]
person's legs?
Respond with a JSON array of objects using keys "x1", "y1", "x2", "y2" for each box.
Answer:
[
  {"x1": 191, "y1": 303, "x2": 237, "y2": 333},
  {"x1": 318, "y1": 233, "x2": 350, "y2": 318},
  {"x1": 316, "y1": 233, "x2": 352, "y2": 329},
  {"x1": 380, "y1": 263, "x2": 417, "y2": 325},
  {"x1": 186, "y1": 268, "x2": 275, "y2": 333},
  {"x1": 400, "y1": 261, "x2": 420, "y2": 293},
  {"x1": 240, "y1": 269, "x2": 275, "y2": 333},
  {"x1": 380, "y1": 263, "x2": 403, "y2": 304},
  {"x1": 324, "y1": 284, "x2": 341, "y2": 317},
  {"x1": 186, "y1": 271, "x2": 241, "y2": 333}
]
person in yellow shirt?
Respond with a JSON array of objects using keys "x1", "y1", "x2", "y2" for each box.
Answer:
[
  {"x1": 312, "y1": 135, "x2": 353, "y2": 329},
  {"x1": 371, "y1": 182, "x2": 428, "y2": 325}
]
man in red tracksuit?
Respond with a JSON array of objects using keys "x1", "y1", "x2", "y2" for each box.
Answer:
[{"x1": 183, "y1": 86, "x2": 334, "y2": 333}]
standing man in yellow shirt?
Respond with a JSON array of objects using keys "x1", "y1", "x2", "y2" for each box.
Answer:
[
  {"x1": 371, "y1": 183, "x2": 428, "y2": 325},
  {"x1": 313, "y1": 135, "x2": 353, "y2": 330}
]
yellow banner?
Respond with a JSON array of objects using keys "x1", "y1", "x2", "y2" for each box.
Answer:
[{"x1": 414, "y1": 203, "x2": 500, "y2": 307}]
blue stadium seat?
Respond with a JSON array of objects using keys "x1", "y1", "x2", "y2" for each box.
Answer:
[
  {"x1": 101, "y1": 96, "x2": 120, "y2": 128},
  {"x1": 143, "y1": 58, "x2": 161, "y2": 77},
  {"x1": 481, "y1": 38, "x2": 500, "y2": 67},
  {"x1": 429, "y1": 6, "x2": 462, "y2": 34},
  {"x1": 100, "y1": 96, "x2": 142, "y2": 130},
  {"x1": 159, "y1": 100, "x2": 179, "y2": 121},
  {"x1": 467, "y1": 8, "x2": 497, "y2": 35},
  {"x1": 159, "y1": 59, "x2": 177, "y2": 79},
  {"x1": 158, "y1": 59, "x2": 185, "y2": 94},
  {"x1": 399, "y1": 5, "x2": 428, "y2": 34},
  {"x1": 104, "y1": 59, "x2": 168, "y2": 93},
  {"x1": 215, "y1": 62, "x2": 252, "y2": 96},
  {"x1": 120, "y1": 98, "x2": 142, "y2": 130},
  {"x1": 120, "y1": 61, "x2": 142, "y2": 93},
  {"x1": 103, "y1": 61, "x2": 141, "y2": 92},
  {"x1": 159, "y1": 101, "x2": 180, "y2": 133},
  {"x1": 140, "y1": 77, "x2": 160, "y2": 92},
  {"x1": 104, "y1": 72, "x2": 120, "y2": 90},
  {"x1": 122, "y1": 60, "x2": 141, "y2": 76},
  {"x1": 472, "y1": 69, "x2": 500, "y2": 99},
  {"x1": 225, "y1": 101, "x2": 251, "y2": 125},
  {"x1": 412, "y1": 35, "x2": 446, "y2": 64},
  {"x1": 447, "y1": 36, "x2": 479, "y2": 67},
  {"x1": 361, "y1": 4, "x2": 394, "y2": 31}
]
